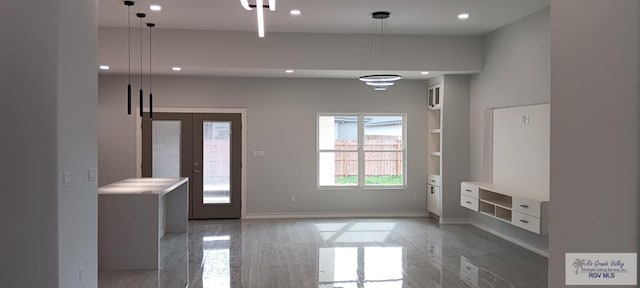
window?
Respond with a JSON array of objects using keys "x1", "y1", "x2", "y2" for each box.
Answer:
[{"x1": 318, "y1": 114, "x2": 406, "y2": 188}]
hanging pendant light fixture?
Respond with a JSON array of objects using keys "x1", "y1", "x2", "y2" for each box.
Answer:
[
  {"x1": 124, "y1": 1, "x2": 135, "y2": 114},
  {"x1": 137, "y1": 13, "x2": 146, "y2": 117},
  {"x1": 240, "y1": 0, "x2": 276, "y2": 37},
  {"x1": 359, "y1": 11, "x2": 402, "y2": 91},
  {"x1": 147, "y1": 23, "x2": 155, "y2": 119}
]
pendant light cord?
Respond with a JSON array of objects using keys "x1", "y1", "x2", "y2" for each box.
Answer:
[
  {"x1": 380, "y1": 18, "x2": 384, "y2": 70},
  {"x1": 137, "y1": 13, "x2": 145, "y2": 117},
  {"x1": 149, "y1": 25, "x2": 152, "y2": 94},
  {"x1": 148, "y1": 23, "x2": 154, "y2": 119},
  {"x1": 139, "y1": 16, "x2": 143, "y2": 91},
  {"x1": 128, "y1": 6, "x2": 131, "y2": 84},
  {"x1": 125, "y1": 1, "x2": 134, "y2": 115}
]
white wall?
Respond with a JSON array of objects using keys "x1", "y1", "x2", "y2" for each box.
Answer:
[
  {"x1": 57, "y1": 0, "x2": 98, "y2": 287},
  {"x1": 1, "y1": 1, "x2": 59, "y2": 286},
  {"x1": 469, "y1": 8, "x2": 550, "y2": 252},
  {"x1": 99, "y1": 76, "x2": 428, "y2": 216},
  {"x1": 549, "y1": 1, "x2": 639, "y2": 287},
  {"x1": 1, "y1": 0, "x2": 98, "y2": 287}
]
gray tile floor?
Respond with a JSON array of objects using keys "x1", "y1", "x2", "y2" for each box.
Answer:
[{"x1": 99, "y1": 218, "x2": 548, "y2": 288}]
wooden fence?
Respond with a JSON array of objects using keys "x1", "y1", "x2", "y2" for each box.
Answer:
[
  {"x1": 203, "y1": 138, "x2": 403, "y2": 178},
  {"x1": 334, "y1": 138, "x2": 403, "y2": 176},
  {"x1": 203, "y1": 140, "x2": 230, "y2": 182}
]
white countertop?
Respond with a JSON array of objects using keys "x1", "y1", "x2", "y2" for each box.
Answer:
[
  {"x1": 98, "y1": 177, "x2": 189, "y2": 195},
  {"x1": 463, "y1": 181, "x2": 549, "y2": 202}
]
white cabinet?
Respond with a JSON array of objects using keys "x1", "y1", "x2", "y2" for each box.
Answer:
[
  {"x1": 426, "y1": 76, "x2": 470, "y2": 221},
  {"x1": 511, "y1": 211, "x2": 542, "y2": 234},
  {"x1": 460, "y1": 182, "x2": 479, "y2": 198},
  {"x1": 427, "y1": 184, "x2": 441, "y2": 215},
  {"x1": 460, "y1": 181, "x2": 548, "y2": 234},
  {"x1": 512, "y1": 196, "x2": 541, "y2": 218},
  {"x1": 460, "y1": 195, "x2": 479, "y2": 212},
  {"x1": 427, "y1": 83, "x2": 443, "y2": 217},
  {"x1": 428, "y1": 84, "x2": 442, "y2": 109}
]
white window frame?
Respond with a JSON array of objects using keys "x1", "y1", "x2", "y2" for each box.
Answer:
[{"x1": 317, "y1": 113, "x2": 407, "y2": 189}]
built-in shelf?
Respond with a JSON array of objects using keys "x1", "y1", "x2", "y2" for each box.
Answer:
[
  {"x1": 427, "y1": 83, "x2": 443, "y2": 218},
  {"x1": 480, "y1": 199, "x2": 511, "y2": 210},
  {"x1": 480, "y1": 190, "x2": 512, "y2": 209},
  {"x1": 479, "y1": 201, "x2": 495, "y2": 214},
  {"x1": 495, "y1": 206, "x2": 512, "y2": 222},
  {"x1": 460, "y1": 181, "x2": 548, "y2": 234}
]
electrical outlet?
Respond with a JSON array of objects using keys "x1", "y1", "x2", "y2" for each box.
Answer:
[
  {"x1": 291, "y1": 196, "x2": 296, "y2": 203},
  {"x1": 253, "y1": 150, "x2": 265, "y2": 158}
]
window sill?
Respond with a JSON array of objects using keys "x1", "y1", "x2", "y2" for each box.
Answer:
[{"x1": 317, "y1": 185, "x2": 407, "y2": 190}]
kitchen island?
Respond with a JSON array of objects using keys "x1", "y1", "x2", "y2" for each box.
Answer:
[{"x1": 98, "y1": 177, "x2": 189, "y2": 270}]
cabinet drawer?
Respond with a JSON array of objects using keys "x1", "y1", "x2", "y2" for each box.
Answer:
[
  {"x1": 460, "y1": 195, "x2": 479, "y2": 212},
  {"x1": 513, "y1": 197, "x2": 541, "y2": 217},
  {"x1": 461, "y1": 182, "x2": 479, "y2": 198},
  {"x1": 428, "y1": 175, "x2": 441, "y2": 187},
  {"x1": 512, "y1": 211, "x2": 541, "y2": 234}
]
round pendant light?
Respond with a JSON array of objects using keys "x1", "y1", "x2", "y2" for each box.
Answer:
[
  {"x1": 359, "y1": 74, "x2": 402, "y2": 82},
  {"x1": 359, "y1": 11, "x2": 402, "y2": 90}
]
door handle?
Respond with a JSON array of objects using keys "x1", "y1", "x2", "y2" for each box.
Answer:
[
  {"x1": 520, "y1": 204, "x2": 529, "y2": 208},
  {"x1": 194, "y1": 169, "x2": 201, "y2": 174}
]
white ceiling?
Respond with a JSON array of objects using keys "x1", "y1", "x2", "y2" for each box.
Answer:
[{"x1": 99, "y1": 0, "x2": 549, "y2": 35}]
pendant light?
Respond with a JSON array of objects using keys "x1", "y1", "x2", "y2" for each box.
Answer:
[
  {"x1": 147, "y1": 23, "x2": 155, "y2": 119},
  {"x1": 124, "y1": 1, "x2": 135, "y2": 114},
  {"x1": 359, "y1": 11, "x2": 402, "y2": 91},
  {"x1": 240, "y1": 0, "x2": 276, "y2": 37},
  {"x1": 137, "y1": 13, "x2": 146, "y2": 117}
]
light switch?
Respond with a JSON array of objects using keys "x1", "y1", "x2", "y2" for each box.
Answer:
[
  {"x1": 253, "y1": 150, "x2": 265, "y2": 158},
  {"x1": 63, "y1": 172, "x2": 71, "y2": 187},
  {"x1": 88, "y1": 169, "x2": 97, "y2": 183}
]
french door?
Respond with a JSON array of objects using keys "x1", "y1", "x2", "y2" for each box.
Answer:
[{"x1": 142, "y1": 112, "x2": 242, "y2": 219}]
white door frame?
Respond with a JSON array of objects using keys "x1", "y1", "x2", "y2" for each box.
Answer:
[{"x1": 136, "y1": 107, "x2": 248, "y2": 219}]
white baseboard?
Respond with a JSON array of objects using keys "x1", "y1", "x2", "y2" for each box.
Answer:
[
  {"x1": 439, "y1": 218, "x2": 471, "y2": 225},
  {"x1": 469, "y1": 219, "x2": 549, "y2": 257},
  {"x1": 244, "y1": 212, "x2": 427, "y2": 220}
]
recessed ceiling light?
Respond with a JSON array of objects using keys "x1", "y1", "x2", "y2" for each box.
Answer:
[
  {"x1": 421, "y1": 71, "x2": 430, "y2": 75},
  {"x1": 285, "y1": 69, "x2": 294, "y2": 73},
  {"x1": 290, "y1": 9, "x2": 301, "y2": 16},
  {"x1": 99, "y1": 65, "x2": 110, "y2": 70},
  {"x1": 149, "y1": 5, "x2": 162, "y2": 11},
  {"x1": 458, "y1": 13, "x2": 470, "y2": 20},
  {"x1": 171, "y1": 67, "x2": 182, "y2": 71}
]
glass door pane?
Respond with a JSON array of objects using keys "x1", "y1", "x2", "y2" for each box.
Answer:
[
  {"x1": 203, "y1": 121, "x2": 231, "y2": 204},
  {"x1": 152, "y1": 120, "x2": 181, "y2": 177}
]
